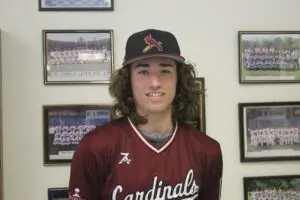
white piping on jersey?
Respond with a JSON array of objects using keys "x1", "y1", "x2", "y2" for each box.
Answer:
[{"x1": 128, "y1": 117, "x2": 178, "y2": 154}]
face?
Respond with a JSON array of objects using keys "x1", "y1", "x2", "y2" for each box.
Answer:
[{"x1": 130, "y1": 57, "x2": 177, "y2": 116}]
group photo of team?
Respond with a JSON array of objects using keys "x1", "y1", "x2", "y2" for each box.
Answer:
[
  {"x1": 248, "y1": 127, "x2": 299, "y2": 148},
  {"x1": 43, "y1": 30, "x2": 113, "y2": 83},
  {"x1": 244, "y1": 176, "x2": 300, "y2": 200},
  {"x1": 245, "y1": 106, "x2": 300, "y2": 156},
  {"x1": 43, "y1": 105, "x2": 113, "y2": 163},
  {"x1": 239, "y1": 102, "x2": 300, "y2": 161},
  {"x1": 239, "y1": 32, "x2": 300, "y2": 82}
]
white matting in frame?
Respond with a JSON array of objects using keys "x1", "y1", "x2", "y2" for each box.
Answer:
[{"x1": 43, "y1": 30, "x2": 114, "y2": 84}]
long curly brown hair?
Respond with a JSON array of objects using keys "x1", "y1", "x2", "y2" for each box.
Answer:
[{"x1": 109, "y1": 62, "x2": 200, "y2": 125}]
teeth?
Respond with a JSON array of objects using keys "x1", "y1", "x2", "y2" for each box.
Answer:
[{"x1": 148, "y1": 93, "x2": 163, "y2": 97}]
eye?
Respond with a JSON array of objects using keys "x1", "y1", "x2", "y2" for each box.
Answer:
[
  {"x1": 161, "y1": 69, "x2": 172, "y2": 74},
  {"x1": 137, "y1": 70, "x2": 149, "y2": 75}
]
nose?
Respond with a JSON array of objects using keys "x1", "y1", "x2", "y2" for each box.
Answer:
[{"x1": 149, "y1": 75, "x2": 161, "y2": 89}]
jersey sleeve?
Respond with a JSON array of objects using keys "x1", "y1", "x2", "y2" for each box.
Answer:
[
  {"x1": 68, "y1": 136, "x2": 108, "y2": 200},
  {"x1": 198, "y1": 143, "x2": 223, "y2": 200}
]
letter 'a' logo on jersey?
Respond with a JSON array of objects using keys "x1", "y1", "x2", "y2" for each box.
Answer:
[{"x1": 118, "y1": 152, "x2": 131, "y2": 164}]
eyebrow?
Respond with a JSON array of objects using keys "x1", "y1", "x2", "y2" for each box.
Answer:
[{"x1": 133, "y1": 63, "x2": 175, "y2": 69}]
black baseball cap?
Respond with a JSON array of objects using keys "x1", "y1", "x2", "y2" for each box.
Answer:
[{"x1": 122, "y1": 29, "x2": 185, "y2": 67}]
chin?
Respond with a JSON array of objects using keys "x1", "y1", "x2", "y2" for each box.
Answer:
[{"x1": 145, "y1": 105, "x2": 172, "y2": 114}]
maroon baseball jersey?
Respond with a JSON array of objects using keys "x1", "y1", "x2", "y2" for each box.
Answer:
[{"x1": 68, "y1": 117, "x2": 223, "y2": 200}]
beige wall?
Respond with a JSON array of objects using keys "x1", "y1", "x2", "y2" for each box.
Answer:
[{"x1": 1, "y1": 0, "x2": 300, "y2": 199}]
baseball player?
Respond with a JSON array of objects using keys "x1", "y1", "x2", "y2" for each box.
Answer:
[{"x1": 68, "y1": 29, "x2": 223, "y2": 200}]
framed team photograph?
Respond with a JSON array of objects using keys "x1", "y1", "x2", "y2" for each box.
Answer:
[
  {"x1": 239, "y1": 102, "x2": 300, "y2": 162},
  {"x1": 184, "y1": 77, "x2": 206, "y2": 133},
  {"x1": 39, "y1": 0, "x2": 113, "y2": 11},
  {"x1": 43, "y1": 104, "x2": 114, "y2": 165},
  {"x1": 238, "y1": 31, "x2": 300, "y2": 83},
  {"x1": 43, "y1": 30, "x2": 114, "y2": 84},
  {"x1": 48, "y1": 187, "x2": 68, "y2": 200},
  {"x1": 243, "y1": 175, "x2": 300, "y2": 200}
]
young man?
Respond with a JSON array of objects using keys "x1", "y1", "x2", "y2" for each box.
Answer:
[{"x1": 68, "y1": 29, "x2": 223, "y2": 200}]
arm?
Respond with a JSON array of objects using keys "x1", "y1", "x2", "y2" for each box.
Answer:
[
  {"x1": 198, "y1": 144, "x2": 223, "y2": 200},
  {"x1": 68, "y1": 138, "x2": 107, "y2": 200}
]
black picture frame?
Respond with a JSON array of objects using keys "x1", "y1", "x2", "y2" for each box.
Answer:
[
  {"x1": 43, "y1": 29, "x2": 114, "y2": 85},
  {"x1": 43, "y1": 104, "x2": 114, "y2": 165},
  {"x1": 184, "y1": 77, "x2": 206, "y2": 133},
  {"x1": 238, "y1": 31, "x2": 300, "y2": 83},
  {"x1": 239, "y1": 101, "x2": 300, "y2": 162},
  {"x1": 39, "y1": 0, "x2": 114, "y2": 11},
  {"x1": 48, "y1": 187, "x2": 68, "y2": 200},
  {"x1": 243, "y1": 175, "x2": 300, "y2": 200}
]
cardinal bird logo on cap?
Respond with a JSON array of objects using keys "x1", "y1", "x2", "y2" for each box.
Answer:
[{"x1": 143, "y1": 34, "x2": 163, "y2": 53}]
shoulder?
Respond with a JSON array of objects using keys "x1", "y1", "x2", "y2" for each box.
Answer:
[
  {"x1": 178, "y1": 124, "x2": 223, "y2": 173},
  {"x1": 178, "y1": 123, "x2": 222, "y2": 155}
]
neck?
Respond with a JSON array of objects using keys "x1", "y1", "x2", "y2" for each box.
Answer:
[{"x1": 137, "y1": 112, "x2": 173, "y2": 134}]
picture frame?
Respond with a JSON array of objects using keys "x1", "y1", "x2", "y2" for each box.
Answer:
[
  {"x1": 184, "y1": 77, "x2": 206, "y2": 133},
  {"x1": 239, "y1": 101, "x2": 300, "y2": 162},
  {"x1": 43, "y1": 104, "x2": 114, "y2": 165},
  {"x1": 43, "y1": 30, "x2": 114, "y2": 85},
  {"x1": 48, "y1": 187, "x2": 68, "y2": 200},
  {"x1": 39, "y1": 0, "x2": 113, "y2": 11},
  {"x1": 243, "y1": 175, "x2": 300, "y2": 200},
  {"x1": 238, "y1": 31, "x2": 300, "y2": 83}
]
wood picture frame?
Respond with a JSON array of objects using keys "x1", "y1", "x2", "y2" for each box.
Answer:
[
  {"x1": 48, "y1": 187, "x2": 68, "y2": 200},
  {"x1": 43, "y1": 29, "x2": 114, "y2": 85},
  {"x1": 43, "y1": 104, "x2": 114, "y2": 165},
  {"x1": 184, "y1": 77, "x2": 206, "y2": 133},
  {"x1": 238, "y1": 31, "x2": 300, "y2": 83}
]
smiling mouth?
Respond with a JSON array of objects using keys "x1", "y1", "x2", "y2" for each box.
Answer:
[{"x1": 146, "y1": 92, "x2": 165, "y2": 97}]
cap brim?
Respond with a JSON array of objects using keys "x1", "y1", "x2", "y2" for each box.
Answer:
[{"x1": 122, "y1": 53, "x2": 185, "y2": 67}]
